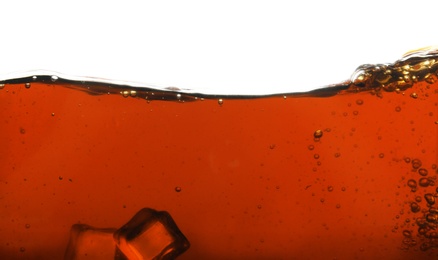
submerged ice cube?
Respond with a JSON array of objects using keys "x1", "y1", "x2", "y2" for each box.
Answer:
[
  {"x1": 64, "y1": 224, "x2": 127, "y2": 260},
  {"x1": 113, "y1": 208, "x2": 190, "y2": 260}
]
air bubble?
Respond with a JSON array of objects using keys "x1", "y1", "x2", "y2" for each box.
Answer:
[
  {"x1": 176, "y1": 93, "x2": 182, "y2": 99},
  {"x1": 356, "y1": 99, "x2": 364, "y2": 105},
  {"x1": 425, "y1": 193, "x2": 435, "y2": 205},
  {"x1": 418, "y1": 168, "x2": 428, "y2": 176},
  {"x1": 334, "y1": 152, "x2": 341, "y2": 158},
  {"x1": 378, "y1": 153, "x2": 385, "y2": 158},
  {"x1": 313, "y1": 154, "x2": 320, "y2": 159},
  {"x1": 121, "y1": 91, "x2": 129, "y2": 98},
  {"x1": 308, "y1": 145, "x2": 314, "y2": 151},
  {"x1": 130, "y1": 90, "x2": 137, "y2": 97},
  {"x1": 418, "y1": 227, "x2": 427, "y2": 235},
  {"x1": 175, "y1": 186, "x2": 181, "y2": 192},
  {"x1": 313, "y1": 130, "x2": 323, "y2": 138},
  {"x1": 425, "y1": 73, "x2": 437, "y2": 83},
  {"x1": 51, "y1": 75, "x2": 58, "y2": 82},
  {"x1": 0, "y1": 84, "x2": 4, "y2": 89},
  {"x1": 410, "y1": 92, "x2": 418, "y2": 99},
  {"x1": 410, "y1": 202, "x2": 420, "y2": 213},
  {"x1": 25, "y1": 224, "x2": 30, "y2": 229},
  {"x1": 402, "y1": 230, "x2": 412, "y2": 237},
  {"x1": 419, "y1": 178, "x2": 430, "y2": 187},
  {"x1": 24, "y1": 83, "x2": 30, "y2": 88},
  {"x1": 395, "y1": 106, "x2": 401, "y2": 112},
  {"x1": 412, "y1": 159, "x2": 422, "y2": 170},
  {"x1": 218, "y1": 99, "x2": 224, "y2": 105},
  {"x1": 407, "y1": 179, "x2": 417, "y2": 190},
  {"x1": 327, "y1": 186, "x2": 334, "y2": 192},
  {"x1": 426, "y1": 213, "x2": 437, "y2": 223},
  {"x1": 19, "y1": 247, "x2": 25, "y2": 253},
  {"x1": 32, "y1": 76, "x2": 37, "y2": 81}
]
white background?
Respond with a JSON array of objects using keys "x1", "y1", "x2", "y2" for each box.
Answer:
[{"x1": 0, "y1": 1, "x2": 437, "y2": 94}]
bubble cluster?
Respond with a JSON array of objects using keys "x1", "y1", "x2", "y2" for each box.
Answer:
[
  {"x1": 350, "y1": 51, "x2": 438, "y2": 94},
  {"x1": 400, "y1": 156, "x2": 438, "y2": 251}
]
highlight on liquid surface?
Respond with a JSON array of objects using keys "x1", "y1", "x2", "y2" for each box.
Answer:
[{"x1": 0, "y1": 47, "x2": 437, "y2": 259}]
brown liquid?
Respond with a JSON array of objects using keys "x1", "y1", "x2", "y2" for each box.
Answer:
[{"x1": 0, "y1": 49, "x2": 437, "y2": 259}]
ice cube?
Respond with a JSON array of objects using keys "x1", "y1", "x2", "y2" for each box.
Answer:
[
  {"x1": 64, "y1": 224, "x2": 127, "y2": 260},
  {"x1": 113, "y1": 208, "x2": 190, "y2": 260}
]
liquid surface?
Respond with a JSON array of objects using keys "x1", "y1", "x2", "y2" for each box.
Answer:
[{"x1": 0, "y1": 49, "x2": 437, "y2": 259}]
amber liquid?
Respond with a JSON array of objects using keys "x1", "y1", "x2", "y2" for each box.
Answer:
[{"x1": 0, "y1": 51, "x2": 437, "y2": 259}]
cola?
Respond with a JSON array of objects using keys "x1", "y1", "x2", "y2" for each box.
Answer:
[{"x1": 0, "y1": 47, "x2": 437, "y2": 259}]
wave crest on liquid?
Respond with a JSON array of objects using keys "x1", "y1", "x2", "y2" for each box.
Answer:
[{"x1": 1, "y1": 47, "x2": 438, "y2": 99}]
